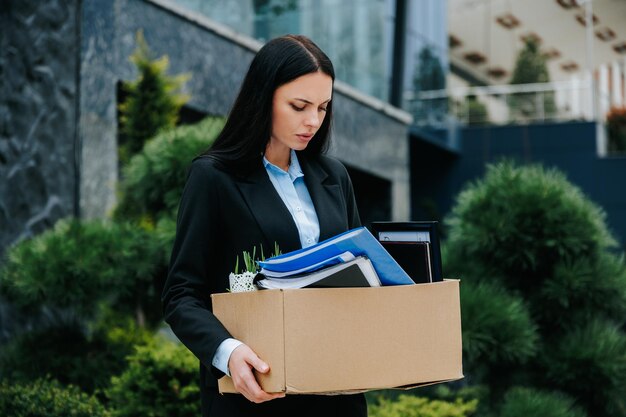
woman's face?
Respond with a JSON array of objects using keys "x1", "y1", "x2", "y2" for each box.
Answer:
[{"x1": 269, "y1": 71, "x2": 333, "y2": 154}]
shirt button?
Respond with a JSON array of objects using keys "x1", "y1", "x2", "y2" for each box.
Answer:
[
  {"x1": 307, "y1": 239, "x2": 312, "y2": 243},
  {"x1": 296, "y1": 207, "x2": 301, "y2": 212}
]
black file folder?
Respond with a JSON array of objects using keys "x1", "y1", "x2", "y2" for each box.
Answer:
[{"x1": 371, "y1": 221, "x2": 443, "y2": 283}]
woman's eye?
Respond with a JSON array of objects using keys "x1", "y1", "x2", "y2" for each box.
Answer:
[
  {"x1": 291, "y1": 104, "x2": 305, "y2": 112},
  {"x1": 319, "y1": 107, "x2": 327, "y2": 112}
]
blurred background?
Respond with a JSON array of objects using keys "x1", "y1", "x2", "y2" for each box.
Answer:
[{"x1": 1, "y1": 1, "x2": 626, "y2": 416}]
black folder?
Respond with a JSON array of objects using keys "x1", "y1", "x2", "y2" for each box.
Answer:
[{"x1": 371, "y1": 221, "x2": 443, "y2": 283}]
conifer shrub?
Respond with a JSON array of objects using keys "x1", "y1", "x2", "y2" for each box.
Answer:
[
  {"x1": 499, "y1": 387, "x2": 587, "y2": 417},
  {"x1": 114, "y1": 116, "x2": 224, "y2": 224},
  {"x1": 0, "y1": 218, "x2": 163, "y2": 326},
  {"x1": 368, "y1": 394, "x2": 477, "y2": 417},
  {"x1": 0, "y1": 314, "x2": 151, "y2": 393},
  {"x1": 444, "y1": 161, "x2": 626, "y2": 417},
  {"x1": 460, "y1": 281, "x2": 538, "y2": 366},
  {"x1": 118, "y1": 30, "x2": 189, "y2": 165},
  {"x1": 0, "y1": 378, "x2": 109, "y2": 417},
  {"x1": 106, "y1": 337, "x2": 200, "y2": 417},
  {"x1": 542, "y1": 319, "x2": 626, "y2": 417},
  {"x1": 509, "y1": 38, "x2": 557, "y2": 121}
]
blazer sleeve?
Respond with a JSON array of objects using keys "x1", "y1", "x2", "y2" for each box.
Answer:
[{"x1": 162, "y1": 159, "x2": 232, "y2": 379}]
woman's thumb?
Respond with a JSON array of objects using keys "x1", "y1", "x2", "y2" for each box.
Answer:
[{"x1": 251, "y1": 356, "x2": 270, "y2": 374}]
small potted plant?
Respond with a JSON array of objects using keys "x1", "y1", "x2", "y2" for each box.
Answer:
[{"x1": 229, "y1": 244, "x2": 280, "y2": 292}]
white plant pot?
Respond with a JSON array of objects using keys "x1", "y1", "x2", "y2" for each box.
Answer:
[{"x1": 229, "y1": 271, "x2": 258, "y2": 293}]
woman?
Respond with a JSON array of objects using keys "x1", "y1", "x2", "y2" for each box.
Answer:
[{"x1": 162, "y1": 35, "x2": 366, "y2": 417}]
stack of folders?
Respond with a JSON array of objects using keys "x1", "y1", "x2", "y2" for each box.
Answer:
[
  {"x1": 256, "y1": 227, "x2": 414, "y2": 289},
  {"x1": 256, "y1": 256, "x2": 381, "y2": 289}
]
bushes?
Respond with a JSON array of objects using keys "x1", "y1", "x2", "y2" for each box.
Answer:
[
  {"x1": 0, "y1": 218, "x2": 163, "y2": 325},
  {"x1": 114, "y1": 116, "x2": 224, "y2": 224},
  {"x1": 0, "y1": 378, "x2": 109, "y2": 417},
  {"x1": 106, "y1": 337, "x2": 200, "y2": 417},
  {"x1": 444, "y1": 161, "x2": 626, "y2": 417},
  {"x1": 368, "y1": 394, "x2": 477, "y2": 417},
  {"x1": 499, "y1": 387, "x2": 587, "y2": 417},
  {"x1": 0, "y1": 312, "x2": 152, "y2": 393},
  {"x1": 118, "y1": 31, "x2": 189, "y2": 165},
  {"x1": 460, "y1": 281, "x2": 538, "y2": 367}
]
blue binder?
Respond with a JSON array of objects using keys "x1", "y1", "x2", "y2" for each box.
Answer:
[{"x1": 258, "y1": 227, "x2": 413, "y2": 286}]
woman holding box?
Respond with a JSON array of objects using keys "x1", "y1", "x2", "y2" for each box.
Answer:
[{"x1": 162, "y1": 35, "x2": 366, "y2": 416}]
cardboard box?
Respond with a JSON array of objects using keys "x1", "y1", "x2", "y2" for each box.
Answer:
[{"x1": 211, "y1": 280, "x2": 463, "y2": 394}]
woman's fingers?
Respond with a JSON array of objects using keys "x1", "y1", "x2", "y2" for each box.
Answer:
[{"x1": 229, "y1": 344, "x2": 286, "y2": 403}]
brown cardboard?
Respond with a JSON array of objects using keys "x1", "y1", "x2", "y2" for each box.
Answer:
[{"x1": 211, "y1": 280, "x2": 463, "y2": 394}]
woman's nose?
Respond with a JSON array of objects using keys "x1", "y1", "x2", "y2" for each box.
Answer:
[{"x1": 304, "y1": 110, "x2": 321, "y2": 128}]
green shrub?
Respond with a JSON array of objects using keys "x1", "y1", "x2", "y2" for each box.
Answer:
[
  {"x1": 499, "y1": 387, "x2": 587, "y2": 417},
  {"x1": 115, "y1": 116, "x2": 224, "y2": 223},
  {"x1": 0, "y1": 218, "x2": 163, "y2": 326},
  {"x1": 543, "y1": 319, "x2": 626, "y2": 417},
  {"x1": 443, "y1": 161, "x2": 626, "y2": 417},
  {"x1": 118, "y1": 30, "x2": 189, "y2": 165},
  {"x1": 368, "y1": 394, "x2": 477, "y2": 417},
  {"x1": 0, "y1": 378, "x2": 109, "y2": 417},
  {"x1": 0, "y1": 315, "x2": 151, "y2": 393},
  {"x1": 509, "y1": 39, "x2": 557, "y2": 121},
  {"x1": 539, "y1": 253, "x2": 626, "y2": 330},
  {"x1": 446, "y1": 162, "x2": 616, "y2": 294},
  {"x1": 461, "y1": 281, "x2": 538, "y2": 366},
  {"x1": 106, "y1": 337, "x2": 200, "y2": 417}
]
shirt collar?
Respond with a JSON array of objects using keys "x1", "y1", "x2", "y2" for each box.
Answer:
[{"x1": 263, "y1": 149, "x2": 304, "y2": 181}]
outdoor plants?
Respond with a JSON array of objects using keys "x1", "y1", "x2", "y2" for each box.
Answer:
[{"x1": 444, "y1": 161, "x2": 626, "y2": 417}]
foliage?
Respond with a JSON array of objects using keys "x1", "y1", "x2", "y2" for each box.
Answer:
[
  {"x1": 412, "y1": 46, "x2": 446, "y2": 123},
  {"x1": 413, "y1": 46, "x2": 445, "y2": 92},
  {"x1": 106, "y1": 337, "x2": 200, "y2": 417},
  {"x1": 0, "y1": 378, "x2": 109, "y2": 417},
  {"x1": 509, "y1": 39, "x2": 556, "y2": 121},
  {"x1": 114, "y1": 116, "x2": 224, "y2": 224},
  {"x1": 543, "y1": 319, "x2": 626, "y2": 416},
  {"x1": 462, "y1": 95, "x2": 489, "y2": 125},
  {"x1": 444, "y1": 161, "x2": 626, "y2": 417},
  {"x1": 499, "y1": 387, "x2": 587, "y2": 417},
  {"x1": 460, "y1": 281, "x2": 538, "y2": 366},
  {"x1": 511, "y1": 39, "x2": 550, "y2": 85},
  {"x1": 368, "y1": 394, "x2": 477, "y2": 417},
  {"x1": 607, "y1": 106, "x2": 626, "y2": 154},
  {"x1": 0, "y1": 218, "x2": 163, "y2": 326},
  {"x1": 0, "y1": 314, "x2": 151, "y2": 393},
  {"x1": 118, "y1": 30, "x2": 190, "y2": 165},
  {"x1": 446, "y1": 162, "x2": 617, "y2": 293},
  {"x1": 539, "y1": 253, "x2": 626, "y2": 329}
]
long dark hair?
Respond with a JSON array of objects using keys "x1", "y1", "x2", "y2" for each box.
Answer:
[{"x1": 205, "y1": 35, "x2": 335, "y2": 171}]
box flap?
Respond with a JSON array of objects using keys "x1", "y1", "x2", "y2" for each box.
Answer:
[
  {"x1": 282, "y1": 280, "x2": 462, "y2": 393},
  {"x1": 212, "y1": 290, "x2": 286, "y2": 393}
]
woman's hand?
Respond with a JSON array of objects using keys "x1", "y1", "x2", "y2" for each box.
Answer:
[{"x1": 228, "y1": 344, "x2": 286, "y2": 403}]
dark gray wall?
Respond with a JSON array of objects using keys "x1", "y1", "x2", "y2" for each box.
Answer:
[
  {"x1": 411, "y1": 121, "x2": 626, "y2": 249},
  {"x1": 1, "y1": 0, "x2": 80, "y2": 258}
]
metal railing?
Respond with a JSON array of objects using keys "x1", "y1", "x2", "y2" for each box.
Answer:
[{"x1": 405, "y1": 79, "x2": 601, "y2": 127}]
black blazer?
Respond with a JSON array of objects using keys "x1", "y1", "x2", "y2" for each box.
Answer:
[{"x1": 162, "y1": 153, "x2": 367, "y2": 417}]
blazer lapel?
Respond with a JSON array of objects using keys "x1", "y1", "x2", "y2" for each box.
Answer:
[
  {"x1": 234, "y1": 161, "x2": 302, "y2": 253},
  {"x1": 299, "y1": 155, "x2": 344, "y2": 241}
]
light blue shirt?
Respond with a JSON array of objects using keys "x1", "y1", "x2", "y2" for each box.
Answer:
[
  {"x1": 262, "y1": 149, "x2": 320, "y2": 249},
  {"x1": 212, "y1": 150, "x2": 321, "y2": 376}
]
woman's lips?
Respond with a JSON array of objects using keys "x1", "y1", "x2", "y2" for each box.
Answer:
[{"x1": 296, "y1": 133, "x2": 313, "y2": 141}]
